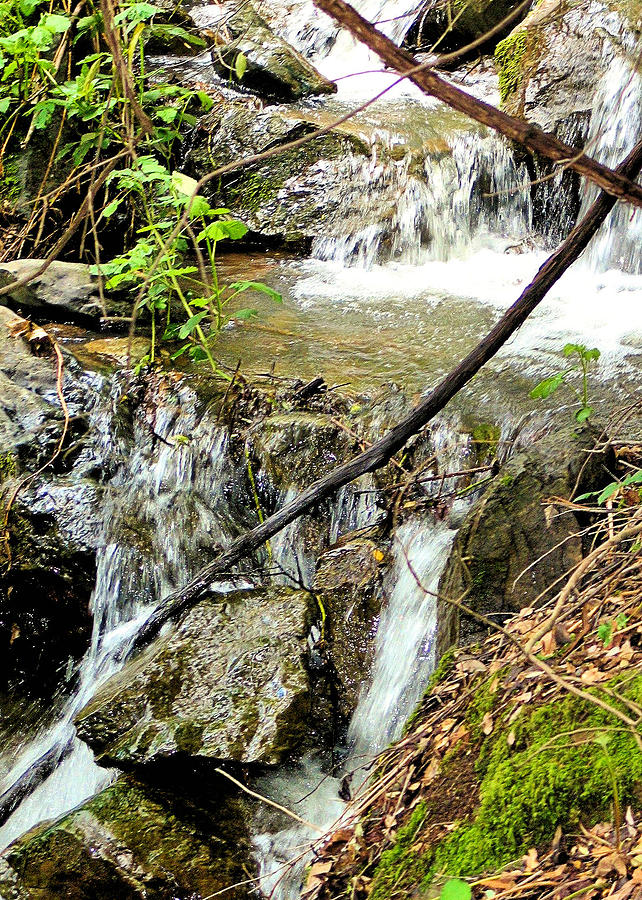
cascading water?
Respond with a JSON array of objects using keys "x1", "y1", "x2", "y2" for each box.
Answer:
[
  {"x1": 0, "y1": 377, "x2": 244, "y2": 850},
  {"x1": 580, "y1": 51, "x2": 642, "y2": 274},
  {"x1": 252, "y1": 418, "x2": 474, "y2": 900}
]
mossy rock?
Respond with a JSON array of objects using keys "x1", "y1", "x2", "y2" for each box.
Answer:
[
  {"x1": 0, "y1": 774, "x2": 253, "y2": 899},
  {"x1": 76, "y1": 586, "x2": 316, "y2": 767},
  {"x1": 439, "y1": 424, "x2": 614, "y2": 635},
  {"x1": 185, "y1": 103, "x2": 376, "y2": 244},
  {"x1": 209, "y1": 3, "x2": 335, "y2": 101}
]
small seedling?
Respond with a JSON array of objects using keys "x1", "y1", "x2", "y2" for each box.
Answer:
[{"x1": 530, "y1": 343, "x2": 600, "y2": 423}]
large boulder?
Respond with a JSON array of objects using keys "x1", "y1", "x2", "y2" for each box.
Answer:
[
  {"x1": 0, "y1": 260, "x2": 130, "y2": 326},
  {"x1": 185, "y1": 103, "x2": 376, "y2": 245},
  {"x1": 0, "y1": 308, "x2": 100, "y2": 694},
  {"x1": 439, "y1": 424, "x2": 615, "y2": 636},
  {"x1": 76, "y1": 587, "x2": 316, "y2": 768},
  {"x1": 210, "y1": 3, "x2": 336, "y2": 100},
  {"x1": 493, "y1": 0, "x2": 635, "y2": 242},
  {"x1": 0, "y1": 774, "x2": 252, "y2": 899},
  {"x1": 405, "y1": 0, "x2": 526, "y2": 53}
]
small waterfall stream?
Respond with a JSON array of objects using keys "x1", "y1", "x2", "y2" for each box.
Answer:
[{"x1": 0, "y1": 378, "x2": 244, "y2": 850}]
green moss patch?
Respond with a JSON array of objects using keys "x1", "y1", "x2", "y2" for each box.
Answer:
[{"x1": 495, "y1": 30, "x2": 528, "y2": 105}]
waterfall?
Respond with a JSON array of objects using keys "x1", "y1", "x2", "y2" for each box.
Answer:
[
  {"x1": 580, "y1": 53, "x2": 642, "y2": 274},
  {"x1": 0, "y1": 378, "x2": 242, "y2": 850},
  {"x1": 252, "y1": 418, "x2": 472, "y2": 900},
  {"x1": 311, "y1": 126, "x2": 531, "y2": 267}
]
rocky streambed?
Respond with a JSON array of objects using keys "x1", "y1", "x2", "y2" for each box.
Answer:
[{"x1": 0, "y1": 266, "x2": 621, "y2": 897}]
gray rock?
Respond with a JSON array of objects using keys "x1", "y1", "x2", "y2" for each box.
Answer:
[
  {"x1": 438, "y1": 424, "x2": 615, "y2": 639},
  {"x1": 76, "y1": 587, "x2": 315, "y2": 767},
  {"x1": 211, "y1": 3, "x2": 336, "y2": 100},
  {"x1": 0, "y1": 308, "x2": 100, "y2": 695},
  {"x1": 0, "y1": 260, "x2": 129, "y2": 325},
  {"x1": 186, "y1": 102, "x2": 374, "y2": 244},
  {"x1": 0, "y1": 774, "x2": 252, "y2": 899},
  {"x1": 314, "y1": 539, "x2": 385, "y2": 722}
]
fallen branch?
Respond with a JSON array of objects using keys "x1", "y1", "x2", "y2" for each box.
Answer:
[
  {"x1": 314, "y1": 0, "x2": 642, "y2": 211},
  {"x1": 133, "y1": 135, "x2": 642, "y2": 647}
]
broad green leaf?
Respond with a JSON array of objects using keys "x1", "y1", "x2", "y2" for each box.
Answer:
[
  {"x1": 178, "y1": 311, "x2": 207, "y2": 339},
  {"x1": 562, "y1": 342, "x2": 585, "y2": 357},
  {"x1": 233, "y1": 308, "x2": 259, "y2": 321},
  {"x1": 0, "y1": 97, "x2": 11, "y2": 114},
  {"x1": 583, "y1": 347, "x2": 600, "y2": 361},
  {"x1": 197, "y1": 222, "x2": 228, "y2": 243},
  {"x1": 42, "y1": 13, "x2": 70, "y2": 32},
  {"x1": 622, "y1": 471, "x2": 642, "y2": 487},
  {"x1": 19, "y1": 0, "x2": 42, "y2": 16},
  {"x1": 234, "y1": 51, "x2": 247, "y2": 80},
  {"x1": 219, "y1": 219, "x2": 248, "y2": 240},
  {"x1": 529, "y1": 372, "x2": 564, "y2": 400},
  {"x1": 196, "y1": 90, "x2": 214, "y2": 110},
  {"x1": 229, "y1": 280, "x2": 282, "y2": 302},
  {"x1": 597, "y1": 622, "x2": 613, "y2": 647},
  {"x1": 575, "y1": 406, "x2": 592, "y2": 423},
  {"x1": 103, "y1": 198, "x2": 121, "y2": 218},
  {"x1": 597, "y1": 481, "x2": 621, "y2": 504},
  {"x1": 440, "y1": 880, "x2": 472, "y2": 900}
]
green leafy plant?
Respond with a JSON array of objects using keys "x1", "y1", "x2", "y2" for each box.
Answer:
[
  {"x1": 597, "y1": 614, "x2": 628, "y2": 648},
  {"x1": 576, "y1": 470, "x2": 642, "y2": 506},
  {"x1": 530, "y1": 343, "x2": 601, "y2": 423},
  {"x1": 1, "y1": 0, "x2": 278, "y2": 375},
  {"x1": 91, "y1": 164, "x2": 281, "y2": 373}
]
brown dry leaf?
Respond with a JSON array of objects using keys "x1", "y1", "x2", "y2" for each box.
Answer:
[
  {"x1": 632, "y1": 857, "x2": 642, "y2": 870},
  {"x1": 481, "y1": 712, "x2": 494, "y2": 735},
  {"x1": 309, "y1": 861, "x2": 333, "y2": 877},
  {"x1": 489, "y1": 660, "x2": 504, "y2": 675},
  {"x1": 633, "y1": 869, "x2": 642, "y2": 884},
  {"x1": 542, "y1": 631, "x2": 556, "y2": 655},
  {"x1": 523, "y1": 848, "x2": 539, "y2": 871},
  {"x1": 621, "y1": 640, "x2": 634, "y2": 663},
  {"x1": 326, "y1": 829, "x2": 352, "y2": 846},
  {"x1": 596, "y1": 852, "x2": 628, "y2": 877},
  {"x1": 581, "y1": 666, "x2": 608, "y2": 685},
  {"x1": 477, "y1": 874, "x2": 518, "y2": 890},
  {"x1": 458, "y1": 658, "x2": 486, "y2": 675},
  {"x1": 507, "y1": 729, "x2": 516, "y2": 747}
]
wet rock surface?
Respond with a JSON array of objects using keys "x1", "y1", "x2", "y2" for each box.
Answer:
[
  {"x1": 76, "y1": 586, "x2": 315, "y2": 767},
  {"x1": 0, "y1": 308, "x2": 101, "y2": 694},
  {"x1": 0, "y1": 260, "x2": 130, "y2": 326},
  {"x1": 186, "y1": 102, "x2": 373, "y2": 245},
  {"x1": 439, "y1": 424, "x2": 615, "y2": 634},
  {"x1": 211, "y1": 3, "x2": 336, "y2": 100},
  {"x1": 314, "y1": 538, "x2": 385, "y2": 723},
  {"x1": 0, "y1": 774, "x2": 253, "y2": 899}
]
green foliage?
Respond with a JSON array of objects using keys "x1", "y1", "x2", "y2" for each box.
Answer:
[
  {"x1": 530, "y1": 343, "x2": 600, "y2": 423},
  {"x1": 441, "y1": 879, "x2": 472, "y2": 900},
  {"x1": 576, "y1": 470, "x2": 642, "y2": 507},
  {"x1": 91, "y1": 166, "x2": 281, "y2": 373},
  {"x1": 368, "y1": 803, "x2": 432, "y2": 900},
  {"x1": 0, "y1": 0, "x2": 280, "y2": 374}
]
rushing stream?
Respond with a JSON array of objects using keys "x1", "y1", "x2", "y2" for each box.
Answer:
[{"x1": 2, "y1": 0, "x2": 642, "y2": 893}]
